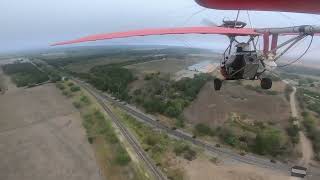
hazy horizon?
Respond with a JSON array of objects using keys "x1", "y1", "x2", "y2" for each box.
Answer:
[{"x1": 2, "y1": 0, "x2": 320, "y2": 62}]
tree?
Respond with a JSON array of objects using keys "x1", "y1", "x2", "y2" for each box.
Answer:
[
  {"x1": 253, "y1": 128, "x2": 283, "y2": 156},
  {"x1": 70, "y1": 86, "x2": 80, "y2": 92},
  {"x1": 164, "y1": 105, "x2": 180, "y2": 118},
  {"x1": 194, "y1": 123, "x2": 215, "y2": 136}
]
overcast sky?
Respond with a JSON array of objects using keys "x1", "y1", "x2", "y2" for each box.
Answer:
[{"x1": 2, "y1": 0, "x2": 320, "y2": 61}]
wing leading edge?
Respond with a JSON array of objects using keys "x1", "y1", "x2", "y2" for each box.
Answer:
[{"x1": 51, "y1": 26, "x2": 259, "y2": 46}]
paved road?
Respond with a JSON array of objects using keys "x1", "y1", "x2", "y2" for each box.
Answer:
[
  {"x1": 76, "y1": 77, "x2": 320, "y2": 179},
  {"x1": 75, "y1": 79, "x2": 291, "y2": 173}
]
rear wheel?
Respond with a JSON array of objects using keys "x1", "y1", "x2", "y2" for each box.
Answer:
[
  {"x1": 260, "y1": 78, "x2": 272, "y2": 89},
  {"x1": 214, "y1": 78, "x2": 222, "y2": 91}
]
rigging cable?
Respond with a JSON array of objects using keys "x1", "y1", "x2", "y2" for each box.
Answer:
[
  {"x1": 263, "y1": 35, "x2": 314, "y2": 70},
  {"x1": 277, "y1": 12, "x2": 295, "y2": 26},
  {"x1": 234, "y1": 10, "x2": 240, "y2": 27},
  {"x1": 246, "y1": 11, "x2": 253, "y2": 28},
  {"x1": 181, "y1": 8, "x2": 206, "y2": 26},
  {"x1": 277, "y1": 35, "x2": 314, "y2": 68}
]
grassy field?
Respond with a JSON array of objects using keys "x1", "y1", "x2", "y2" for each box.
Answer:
[{"x1": 55, "y1": 80, "x2": 148, "y2": 180}]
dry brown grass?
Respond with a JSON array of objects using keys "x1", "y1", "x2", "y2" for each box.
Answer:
[
  {"x1": 0, "y1": 82, "x2": 101, "y2": 180},
  {"x1": 183, "y1": 82, "x2": 291, "y2": 128}
]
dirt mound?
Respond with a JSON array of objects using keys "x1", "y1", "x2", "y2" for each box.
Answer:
[{"x1": 183, "y1": 82, "x2": 291, "y2": 127}]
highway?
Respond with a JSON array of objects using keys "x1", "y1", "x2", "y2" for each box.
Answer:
[{"x1": 77, "y1": 79, "x2": 167, "y2": 180}]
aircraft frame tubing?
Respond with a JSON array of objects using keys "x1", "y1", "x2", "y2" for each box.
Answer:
[{"x1": 256, "y1": 25, "x2": 320, "y2": 35}]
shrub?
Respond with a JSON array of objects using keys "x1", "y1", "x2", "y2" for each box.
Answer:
[
  {"x1": 144, "y1": 134, "x2": 159, "y2": 146},
  {"x1": 94, "y1": 110, "x2": 105, "y2": 121},
  {"x1": 87, "y1": 136, "x2": 94, "y2": 144},
  {"x1": 56, "y1": 83, "x2": 65, "y2": 90},
  {"x1": 106, "y1": 133, "x2": 119, "y2": 144},
  {"x1": 253, "y1": 127, "x2": 283, "y2": 156},
  {"x1": 183, "y1": 149, "x2": 196, "y2": 161},
  {"x1": 67, "y1": 82, "x2": 74, "y2": 86},
  {"x1": 194, "y1": 123, "x2": 215, "y2": 136},
  {"x1": 316, "y1": 153, "x2": 320, "y2": 161},
  {"x1": 70, "y1": 86, "x2": 80, "y2": 92},
  {"x1": 80, "y1": 95, "x2": 90, "y2": 104},
  {"x1": 175, "y1": 116, "x2": 185, "y2": 128},
  {"x1": 303, "y1": 115, "x2": 316, "y2": 132},
  {"x1": 225, "y1": 135, "x2": 239, "y2": 147},
  {"x1": 173, "y1": 143, "x2": 196, "y2": 161},
  {"x1": 51, "y1": 74, "x2": 62, "y2": 82},
  {"x1": 115, "y1": 146, "x2": 131, "y2": 166},
  {"x1": 209, "y1": 157, "x2": 219, "y2": 164},
  {"x1": 217, "y1": 127, "x2": 239, "y2": 147},
  {"x1": 62, "y1": 90, "x2": 71, "y2": 97},
  {"x1": 286, "y1": 123, "x2": 300, "y2": 144},
  {"x1": 72, "y1": 101, "x2": 81, "y2": 109},
  {"x1": 174, "y1": 143, "x2": 190, "y2": 156}
]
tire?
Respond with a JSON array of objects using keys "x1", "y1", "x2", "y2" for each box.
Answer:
[
  {"x1": 214, "y1": 78, "x2": 222, "y2": 91},
  {"x1": 260, "y1": 78, "x2": 272, "y2": 89}
]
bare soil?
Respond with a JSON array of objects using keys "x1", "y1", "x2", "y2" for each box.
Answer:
[
  {"x1": 166, "y1": 154, "x2": 290, "y2": 180},
  {"x1": 184, "y1": 158, "x2": 289, "y2": 180},
  {"x1": 184, "y1": 82, "x2": 291, "y2": 127},
  {"x1": 0, "y1": 80, "x2": 101, "y2": 180}
]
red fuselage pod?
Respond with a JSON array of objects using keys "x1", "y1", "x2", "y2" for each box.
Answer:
[{"x1": 195, "y1": 0, "x2": 320, "y2": 14}]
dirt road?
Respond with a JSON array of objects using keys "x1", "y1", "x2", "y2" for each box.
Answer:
[
  {"x1": 299, "y1": 132, "x2": 314, "y2": 167},
  {"x1": 0, "y1": 77, "x2": 101, "y2": 180},
  {"x1": 290, "y1": 86, "x2": 298, "y2": 117},
  {"x1": 286, "y1": 83, "x2": 314, "y2": 167}
]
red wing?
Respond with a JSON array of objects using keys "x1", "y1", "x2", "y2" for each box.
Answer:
[
  {"x1": 51, "y1": 27, "x2": 259, "y2": 46},
  {"x1": 195, "y1": 0, "x2": 320, "y2": 14}
]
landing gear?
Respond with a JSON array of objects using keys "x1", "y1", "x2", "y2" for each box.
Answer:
[
  {"x1": 260, "y1": 78, "x2": 272, "y2": 89},
  {"x1": 214, "y1": 78, "x2": 223, "y2": 91}
]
